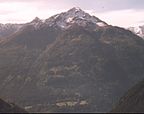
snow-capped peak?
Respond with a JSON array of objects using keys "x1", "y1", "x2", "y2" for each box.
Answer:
[
  {"x1": 45, "y1": 7, "x2": 108, "y2": 29},
  {"x1": 67, "y1": 7, "x2": 83, "y2": 13},
  {"x1": 128, "y1": 26, "x2": 144, "y2": 39},
  {"x1": 0, "y1": 8, "x2": 108, "y2": 38}
]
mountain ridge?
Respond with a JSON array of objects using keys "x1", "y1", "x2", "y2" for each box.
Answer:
[{"x1": 0, "y1": 7, "x2": 108, "y2": 39}]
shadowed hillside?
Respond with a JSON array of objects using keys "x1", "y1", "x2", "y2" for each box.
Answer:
[
  {"x1": 111, "y1": 80, "x2": 144, "y2": 113},
  {"x1": 0, "y1": 98, "x2": 27, "y2": 113}
]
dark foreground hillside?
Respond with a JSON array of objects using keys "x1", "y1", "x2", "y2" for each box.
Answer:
[
  {"x1": 0, "y1": 98, "x2": 27, "y2": 113},
  {"x1": 112, "y1": 80, "x2": 144, "y2": 113}
]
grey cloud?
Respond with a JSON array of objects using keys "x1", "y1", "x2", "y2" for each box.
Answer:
[
  {"x1": 64, "y1": 0, "x2": 144, "y2": 12},
  {"x1": 0, "y1": 0, "x2": 144, "y2": 13}
]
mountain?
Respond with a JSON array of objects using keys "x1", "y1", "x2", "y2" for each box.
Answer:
[
  {"x1": 0, "y1": 7, "x2": 106, "y2": 41},
  {"x1": 0, "y1": 17, "x2": 43, "y2": 40},
  {"x1": 0, "y1": 98, "x2": 27, "y2": 113},
  {"x1": 128, "y1": 25, "x2": 144, "y2": 39},
  {"x1": 0, "y1": 23, "x2": 23, "y2": 39},
  {"x1": 44, "y1": 7, "x2": 107, "y2": 29},
  {"x1": 0, "y1": 7, "x2": 144, "y2": 112},
  {"x1": 111, "y1": 80, "x2": 144, "y2": 112}
]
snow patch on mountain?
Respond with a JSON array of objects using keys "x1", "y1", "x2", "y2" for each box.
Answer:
[
  {"x1": 0, "y1": 23, "x2": 23, "y2": 38},
  {"x1": 96, "y1": 22, "x2": 107, "y2": 27},
  {"x1": 66, "y1": 17, "x2": 74, "y2": 23},
  {"x1": 128, "y1": 26, "x2": 144, "y2": 39},
  {"x1": 45, "y1": 7, "x2": 108, "y2": 29},
  {"x1": 0, "y1": 7, "x2": 108, "y2": 36}
]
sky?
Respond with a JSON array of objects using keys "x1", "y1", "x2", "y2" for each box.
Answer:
[{"x1": 0, "y1": 0, "x2": 144, "y2": 27}]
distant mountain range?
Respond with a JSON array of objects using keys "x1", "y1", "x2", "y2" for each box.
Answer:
[
  {"x1": 128, "y1": 25, "x2": 144, "y2": 39},
  {"x1": 0, "y1": 8, "x2": 144, "y2": 40},
  {"x1": 0, "y1": 7, "x2": 144, "y2": 112},
  {"x1": 0, "y1": 23, "x2": 23, "y2": 39}
]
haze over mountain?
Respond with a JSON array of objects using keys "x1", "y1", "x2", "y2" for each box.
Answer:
[{"x1": 0, "y1": 7, "x2": 144, "y2": 112}]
